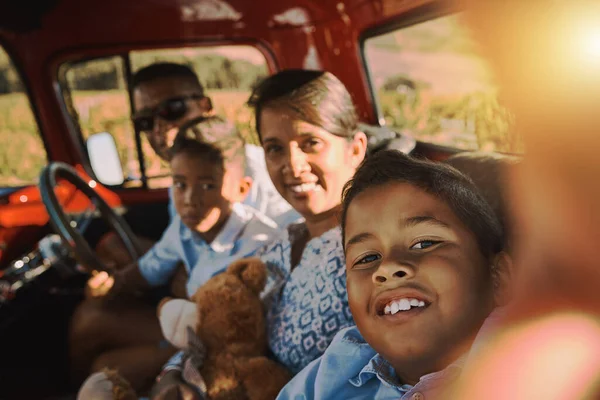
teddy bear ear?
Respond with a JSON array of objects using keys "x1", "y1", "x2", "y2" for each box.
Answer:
[{"x1": 227, "y1": 257, "x2": 267, "y2": 295}]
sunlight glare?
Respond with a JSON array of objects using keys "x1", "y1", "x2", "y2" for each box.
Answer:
[{"x1": 581, "y1": 28, "x2": 600, "y2": 61}]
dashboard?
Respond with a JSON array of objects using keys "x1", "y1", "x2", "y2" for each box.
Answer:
[{"x1": 0, "y1": 234, "x2": 85, "y2": 399}]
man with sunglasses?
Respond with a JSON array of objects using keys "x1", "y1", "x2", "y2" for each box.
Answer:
[{"x1": 131, "y1": 63, "x2": 213, "y2": 161}]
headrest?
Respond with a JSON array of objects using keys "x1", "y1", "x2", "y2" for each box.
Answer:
[{"x1": 445, "y1": 151, "x2": 521, "y2": 238}]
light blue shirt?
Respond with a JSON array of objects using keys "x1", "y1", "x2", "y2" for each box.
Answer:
[
  {"x1": 277, "y1": 326, "x2": 464, "y2": 400},
  {"x1": 163, "y1": 223, "x2": 353, "y2": 375},
  {"x1": 169, "y1": 144, "x2": 301, "y2": 229},
  {"x1": 139, "y1": 202, "x2": 283, "y2": 297}
]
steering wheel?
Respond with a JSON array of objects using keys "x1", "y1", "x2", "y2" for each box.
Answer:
[{"x1": 39, "y1": 162, "x2": 143, "y2": 271}]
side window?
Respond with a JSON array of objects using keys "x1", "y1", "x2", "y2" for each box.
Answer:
[
  {"x1": 363, "y1": 14, "x2": 522, "y2": 153},
  {"x1": 61, "y1": 46, "x2": 268, "y2": 189},
  {"x1": 0, "y1": 47, "x2": 47, "y2": 187},
  {"x1": 64, "y1": 57, "x2": 139, "y2": 186}
]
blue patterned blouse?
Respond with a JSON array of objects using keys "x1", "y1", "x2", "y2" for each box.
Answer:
[{"x1": 259, "y1": 223, "x2": 354, "y2": 374}]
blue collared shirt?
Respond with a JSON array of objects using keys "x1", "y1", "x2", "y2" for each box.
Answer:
[
  {"x1": 277, "y1": 326, "x2": 464, "y2": 400},
  {"x1": 168, "y1": 144, "x2": 301, "y2": 229},
  {"x1": 138, "y1": 202, "x2": 283, "y2": 297}
]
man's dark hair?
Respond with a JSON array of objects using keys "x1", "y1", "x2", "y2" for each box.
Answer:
[
  {"x1": 131, "y1": 62, "x2": 203, "y2": 93},
  {"x1": 248, "y1": 69, "x2": 358, "y2": 142},
  {"x1": 341, "y1": 150, "x2": 504, "y2": 258},
  {"x1": 168, "y1": 137, "x2": 224, "y2": 171}
]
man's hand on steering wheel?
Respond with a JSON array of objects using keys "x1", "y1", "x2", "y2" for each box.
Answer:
[
  {"x1": 85, "y1": 270, "x2": 118, "y2": 299},
  {"x1": 85, "y1": 262, "x2": 151, "y2": 300}
]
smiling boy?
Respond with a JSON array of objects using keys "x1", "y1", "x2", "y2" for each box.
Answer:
[
  {"x1": 277, "y1": 150, "x2": 511, "y2": 399},
  {"x1": 109, "y1": 119, "x2": 283, "y2": 299}
]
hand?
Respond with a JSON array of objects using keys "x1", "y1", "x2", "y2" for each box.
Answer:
[
  {"x1": 85, "y1": 264, "x2": 149, "y2": 300},
  {"x1": 151, "y1": 371, "x2": 200, "y2": 400},
  {"x1": 85, "y1": 270, "x2": 116, "y2": 299},
  {"x1": 85, "y1": 269, "x2": 130, "y2": 300}
]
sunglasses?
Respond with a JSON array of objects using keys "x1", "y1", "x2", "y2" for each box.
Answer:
[{"x1": 132, "y1": 94, "x2": 204, "y2": 132}]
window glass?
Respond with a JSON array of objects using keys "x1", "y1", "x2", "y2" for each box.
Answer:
[
  {"x1": 62, "y1": 45, "x2": 268, "y2": 189},
  {"x1": 364, "y1": 14, "x2": 522, "y2": 152},
  {"x1": 0, "y1": 47, "x2": 47, "y2": 187},
  {"x1": 65, "y1": 56, "x2": 137, "y2": 186}
]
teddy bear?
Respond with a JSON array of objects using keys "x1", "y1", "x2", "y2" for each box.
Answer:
[{"x1": 77, "y1": 258, "x2": 291, "y2": 400}]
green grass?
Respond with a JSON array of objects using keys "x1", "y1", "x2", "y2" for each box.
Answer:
[
  {"x1": 0, "y1": 94, "x2": 47, "y2": 186},
  {"x1": 378, "y1": 89, "x2": 520, "y2": 152}
]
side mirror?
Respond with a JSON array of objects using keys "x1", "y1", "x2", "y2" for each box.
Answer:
[{"x1": 86, "y1": 132, "x2": 124, "y2": 186}]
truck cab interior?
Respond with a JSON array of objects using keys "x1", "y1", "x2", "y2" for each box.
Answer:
[{"x1": 0, "y1": 0, "x2": 524, "y2": 398}]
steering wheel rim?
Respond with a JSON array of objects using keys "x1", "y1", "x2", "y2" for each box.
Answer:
[{"x1": 39, "y1": 162, "x2": 142, "y2": 271}]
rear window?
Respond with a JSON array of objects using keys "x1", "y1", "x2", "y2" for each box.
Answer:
[
  {"x1": 363, "y1": 13, "x2": 522, "y2": 153},
  {"x1": 60, "y1": 45, "x2": 268, "y2": 188}
]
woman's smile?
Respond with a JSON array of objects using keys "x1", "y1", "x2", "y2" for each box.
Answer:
[{"x1": 286, "y1": 180, "x2": 323, "y2": 197}]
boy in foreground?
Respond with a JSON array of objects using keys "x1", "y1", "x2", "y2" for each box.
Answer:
[{"x1": 278, "y1": 150, "x2": 512, "y2": 399}]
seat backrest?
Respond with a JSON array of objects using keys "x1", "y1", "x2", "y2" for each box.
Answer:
[
  {"x1": 445, "y1": 151, "x2": 521, "y2": 246},
  {"x1": 359, "y1": 123, "x2": 417, "y2": 155}
]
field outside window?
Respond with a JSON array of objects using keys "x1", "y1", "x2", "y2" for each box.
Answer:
[
  {"x1": 364, "y1": 13, "x2": 522, "y2": 153},
  {"x1": 0, "y1": 47, "x2": 47, "y2": 187}
]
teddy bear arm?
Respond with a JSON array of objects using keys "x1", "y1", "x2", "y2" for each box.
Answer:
[{"x1": 234, "y1": 357, "x2": 292, "y2": 400}]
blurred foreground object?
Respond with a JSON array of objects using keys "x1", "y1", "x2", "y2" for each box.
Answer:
[
  {"x1": 459, "y1": 313, "x2": 600, "y2": 399},
  {"x1": 453, "y1": 0, "x2": 600, "y2": 398}
]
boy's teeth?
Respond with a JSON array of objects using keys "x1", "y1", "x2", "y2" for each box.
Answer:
[
  {"x1": 383, "y1": 298, "x2": 427, "y2": 315},
  {"x1": 290, "y1": 182, "x2": 319, "y2": 193},
  {"x1": 399, "y1": 298, "x2": 411, "y2": 311}
]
